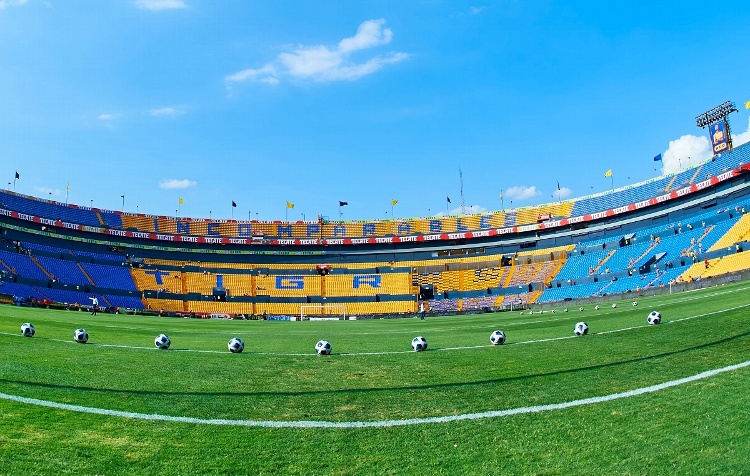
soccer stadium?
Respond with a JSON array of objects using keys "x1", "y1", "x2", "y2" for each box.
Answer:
[
  {"x1": 3, "y1": 3, "x2": 750, "y2": 474},
  {"x1": 2, "y1": 136, "x2": 750, "y2": 317}
]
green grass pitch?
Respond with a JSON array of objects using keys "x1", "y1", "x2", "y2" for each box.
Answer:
[{"x1": 1, "y1": 282, "x2": 750, "y2": 475}]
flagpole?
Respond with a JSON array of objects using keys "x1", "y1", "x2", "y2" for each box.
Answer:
[
  {"x1": 285, "y1": 205, "x2": 288, "y2": 222},
  {"x1": 338, "y1": 204, "x2": 341, "y2": 220},
  {"x1": 391, "y1": 203, "x2": 394, "y2": 219}
]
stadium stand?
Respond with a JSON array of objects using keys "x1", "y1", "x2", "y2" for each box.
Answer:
[{"x1": 4, "y1": 142, "x2": 750, "y2": 316}]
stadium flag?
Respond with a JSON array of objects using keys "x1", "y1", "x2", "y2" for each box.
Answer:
[
  {"x1": 391, "y1": 199, "x2": 398, "y2": 206},
  {"x1": 66, "y1": 182, "x2": 70, "y2": 191},
  {"x1": 178, "y1": 197, "x2": 184, "y2": 205},
  {"x1": 653, "y1": 153, "x2": 662, "y2": 162},
  {"x1": 745, "y1": 100, "x2": 750, "y2": 110},
  {"x1": 557, "y1": 181, "x2": 560, "y2": 190},
  {"x1": 15, "y1": 171, "x2": 19, "y2": 179},
  {"x1": 231, "y1": 200, "x2": 237, "y2": 207},
  {"x1": 339, "y1": 201, "x2": 348, "y2": 207},
  {"x1": 604, "y1": 169, "x2": 613, "y2": 178},
  {"x1": 447, "y1": 196, "x2": 451, "y2": 203},
  {"x1": 287, "y1": 201, "x2": 294, "y2": 209}
]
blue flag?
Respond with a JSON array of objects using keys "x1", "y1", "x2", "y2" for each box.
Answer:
[
  {"x1": 653, "y1": 153, "x2": 662, "y2": 162},
  {"x1": 339, "y1": 201, "x2": 348, "y2": 207}
]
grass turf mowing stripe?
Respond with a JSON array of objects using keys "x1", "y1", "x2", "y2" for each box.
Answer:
[{"x1": 1, "y1": 359, "x2": 748, "y2": 429}]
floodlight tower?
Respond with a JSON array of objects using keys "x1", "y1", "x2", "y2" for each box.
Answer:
[{"x1": 695, "y1": 100, "x2": 738, "y2": 154}]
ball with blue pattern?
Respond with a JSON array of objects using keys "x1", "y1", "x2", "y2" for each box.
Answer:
[
  {"x1": 315, "y1": 340, "x2": 332, "y2": 355},
  {"x1": 20, "y1": 322, "x2": 35, "y2": 337},
  {"x1": 411, "y1": 336, "x2": 428, "y2": 352},
  {"x1": 228, "y1": 337, "x2": 245, "y2": 353}
]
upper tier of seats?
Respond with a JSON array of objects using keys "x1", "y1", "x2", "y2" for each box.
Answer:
[{"x1": 2, "y1": 142, "x2": 748, "y2": 240}]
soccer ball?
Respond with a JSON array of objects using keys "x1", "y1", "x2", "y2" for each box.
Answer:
[
  {"x1": 551, "y1": 309, "x2": 556, "y2": 314},
  {"x1": 73, "y1": 328, "x2": 89, "y2": 344},
  {"x1": 20, "y1": 322, "x2": 35, "y2": 337},
  {"x1": 647, "y1": 311, "x2": 662, "y2": 325},
  {"x1": 490, "y1": 330, "x2": 506, "y2": 345},
  {"x1": 411, "y1": 336, "x2": 428, "y2": 352},
  {"x1": 574, "y1": 322, "x2": 589, "y2": 336},
  {"x1": 632, "y1": 301, "x2": 638, "y2": 307},
  {"x1": 315, "y1": 339, "x2": 332, "y2": 355},
  {"x1": 228, "y1": 337, "x2": 245, "y2": 353},
  {"x1": 579, "y1": 307, "x2": 584, "y2": 312},
  {"x1": 528, "y1": 310, "x2": 533, "y2": 315},
  {"x1": 595, "y1": 305, "x2": 600, "y2": 310},
  {"x1": 154, "y1": 334, "x2": 171, "y2": 350},
  {"x1": 564, "y1": 308, "x2": 569, "y2": 313},
  {"x1": 611, "y1": 303, "x2": 617, "y2": 309}
]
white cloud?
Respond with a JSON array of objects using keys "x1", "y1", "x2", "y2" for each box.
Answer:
[
  {"x1": 149, "y1": 106, "x2": 186, "y2": 117},
  {"x1": 159, "y1": 178, "x2": 196, "y2": 189},
  {"x1": 134, "y1": 0, "x2": 186, "y2": 11},
  {"x1": 226, "y1": 19, "x2": 409, "y2": 85},
  {"x1": 469, "y1": 6, "x2": 487, "y2": 15},
  {"x1": 661, "y1": 134, "x2": 712, "y2": 174},
  {"x1": 732, "y1": 116, "x2": 750, "y2": 148},
  {"x1": 97, "y1": 113, "x2": 117, "y2": 121},
  {"x1": 505, "y1": 185, "x2": 541, "y2": 201},
  {"x1": 0, "y1": 0, "x2": 28, "y2": 9},
  {"x1": 556, "y1": 186, "x2": 573, "y2": 200}
]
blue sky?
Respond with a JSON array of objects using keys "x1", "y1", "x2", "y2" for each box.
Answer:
[{"x1": 1, "y1": 0, "x2": 749, "y2": 222}]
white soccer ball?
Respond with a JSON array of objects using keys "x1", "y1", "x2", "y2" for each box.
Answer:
[
  {"x1": 228, "y1": 337, "x2": 245, "y2": 353},
  {"x1": 154, "y1": 334, "x2": 171, "y2": 350},
  {"x1": 564, "y1": 308, "x2": 569, "y2": 313},
  {"x1": 579, "y1": 307, "x2": 584, "y2": 312},
  {"x1": 411, "y1": 336, "x2": 428, "y2": 352},
  {"x1": 528, "y1": 310, "x2": 533, "y2": 315},
  {"x1": 574, "y1": 322, "x2": 589, "y2": 336},
  {"x1": 551, "y1": 309, "x2": 556, "y2": 314},
  {"x1": 73, "y1": 328, "x2": 89, "y2": 344},
  {"x1": 595, "y1": 305, "x2": 600, "y2": 310},
  {"x1": 315, "y1": 339, "x2": 332, "y2": 355},
  {"x1": 490, "y1": 330, "x2": 506, "y2": 345},
  {"x1": 519, "y1": 312, "x2": 524, "y2": 315},
  {"x1": 632, "y1": 301, "x2": 638, "y2": 307},
  {"x1": 647, "y1": 311, "x2": 662, "y2": 325},
  {"x1": 611, "y1": 303, "x2": 617, "y2": 309},
  {"x1": 20, "y1": 322, "x2": 35, "y2": 337}
]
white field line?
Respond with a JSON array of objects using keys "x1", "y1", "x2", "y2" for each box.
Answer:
[{"x1": 0, "y1": 359, "x2": 747, "y2": 428}]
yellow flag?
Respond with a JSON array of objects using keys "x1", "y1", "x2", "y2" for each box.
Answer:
[
  {"x1": 66, "y1": 183, "x2": 70, "y2": 191},
  {"x1": 178, "y1": 197, "x2": 184, "y2": 205},
  {"x1": 287, "y1": 201, "x2": 294, "y2": 209},
  {"x1": 745, "y1": 100, "x2": 750, "y2": 110},
  {"x1": 604, "y1": 169, "x2": 613, "y2": 178},
  {"x1": 391, "y1": 199, "x2": 398, "y2": 206}
]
